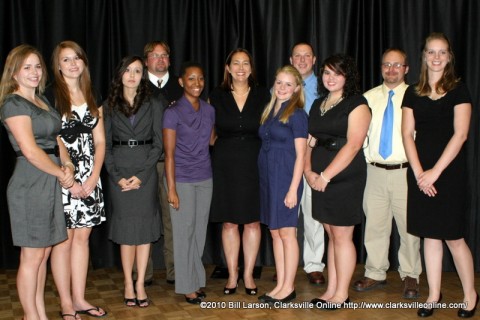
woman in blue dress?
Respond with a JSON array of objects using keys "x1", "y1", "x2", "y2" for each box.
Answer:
[{"x1": 257, "y1": 65, "x2": 308, "y2": 303}]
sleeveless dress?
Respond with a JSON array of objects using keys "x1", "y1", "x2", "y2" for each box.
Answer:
[
  {"x1": 60, "y1": 103, "x2": 105, "y2": 228},
  {"x1": 258, "y1": 103, "x2": 308, "y2": 229},
  {"x1": 309, "y1": 95, "x2": 368, "y2": 226},
  {"x1": 209, "y1": 86, "x2": 270, "y2": 224},
  {"x1": 402, "y1": 83, "x2": 471, "y2": 240},
  {"x1": 0, "y1": 94, "x2": 67, "y2": 247}
]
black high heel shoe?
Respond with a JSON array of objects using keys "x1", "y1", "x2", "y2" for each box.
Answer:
[
  {"x1": 185, "y1": 294, "x2": 202, "y2": 304},
  {"x1": 245, "y1": 287, "x2": 258, "y2": 295},
  {"x1": 458, "y1": 292, "x2": 479, "y2": 318},
  {"x1": 224, "y1": 277, "x2": 239, "y2": 295},
  {"x1": 417, "y1": 293, "x2": 442, "y2": 317}
]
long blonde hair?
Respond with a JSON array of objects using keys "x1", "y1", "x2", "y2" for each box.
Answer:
[
  {"x1": 416, "y1": 32, "x2": 458, "y2": 96},
  {"x1": 0, "y1": 44, "x2": 47, "y2": 106},
  {"x1": 260, "y1": 65, "x2": 304, "y2": 124}
]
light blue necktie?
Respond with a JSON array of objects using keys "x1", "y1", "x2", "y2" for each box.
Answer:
[{"x1": 379, "y1": 90, "x2": 394, "y2": 159}]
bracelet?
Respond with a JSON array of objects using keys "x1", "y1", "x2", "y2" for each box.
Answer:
[
  {"x1": 320, "y1": 172, "x2": 331, "y2": 183},
  {"x1": 63, "y1": 161, "x2": 75, "y2": 170}
]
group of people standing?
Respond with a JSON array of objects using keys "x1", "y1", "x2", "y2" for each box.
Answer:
[{"x1": 0, "y1": 31, "x2": 476, "y2": 320}]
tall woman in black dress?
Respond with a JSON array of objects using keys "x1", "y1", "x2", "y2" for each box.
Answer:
[
  {"x1": 209, "y1": 49, "x2": 270, "y2": 295},
  {"x1": 305, "y1": 54, "x2": 370, "y2": 307},
  {"x1": 402, "y1": 33, "x2": 476, "y2": 317}
]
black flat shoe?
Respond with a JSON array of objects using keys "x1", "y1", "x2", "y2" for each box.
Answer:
[
  {"x1": 310, "y1": 297, "x2": 327, "y2": 308},
  {"x1": 322, "y1": 298, "x2": 350, "y2": 311},
  {"x1": 258, "y1": 293, "x2": 274, "y2": 302},
  {"x1": 458, "y1": 293, "x2": 479, "y2": 318},
  {"x1": 274, "y1": 290, "x2": 296, "y2": 303},
  {"x1": 417, "y1": 293, "x2": 442, "y2": 317},
  {"x1": 185, "y1": 295, "x2": 202, "y2": 304},
  {"x1": 245, "y1": 287, "x2": 258, "y2": 295}
]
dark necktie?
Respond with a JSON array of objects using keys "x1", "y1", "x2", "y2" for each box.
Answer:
[
  {"x1": 379, "y1": 90, "x2": 394, "y2": 159},
  {"x1": 157, "y1": 79, "x2": 163, "y2": 88}
]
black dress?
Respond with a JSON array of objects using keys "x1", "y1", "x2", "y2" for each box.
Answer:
[
  {"x1": 209, "y1": 86, "x2": 270, "y2": 224},
  {"x1": 402, "y1": 83, "x2": 471, "y2": 240},
  {"x1": 309, "y1": 95, "x2": 368, "y2": 226}
]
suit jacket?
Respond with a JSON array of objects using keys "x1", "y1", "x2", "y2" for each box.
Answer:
[
  {"x1": 103, "y1": 95, "x2": 165, "y2": 184},
  {"x1": 147, "y1": 72, "x2": 183, "y2": 104}
]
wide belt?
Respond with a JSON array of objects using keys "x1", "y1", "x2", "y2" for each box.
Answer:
[
  {"x1": 113, "y1": 139, "x2": 152, "y2": 148},
  {"x1": 370, "y1": 162, "x2": 409, "y2": 170}
]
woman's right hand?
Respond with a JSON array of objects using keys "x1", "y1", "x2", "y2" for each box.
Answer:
[
  {"x1": 69, "y1": 182, "x2": 88, "y2": 199},
  {"x1": 305, "y1": 171, "x2": 320, "y2": 189},
  {"x1": 167, "y1": 189, "x2": 179, "y2": 210},
  {"x1": 58, "y1": 166, "x2": 75, "y2": 189}
]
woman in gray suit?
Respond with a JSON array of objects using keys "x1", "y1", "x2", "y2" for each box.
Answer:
[{"x1": 104, "y1": 56, "x2": 164, "y2": 308}]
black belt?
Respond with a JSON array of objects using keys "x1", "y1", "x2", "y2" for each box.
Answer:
[
  {"x1": 15, "y1": 145, "x2": 59, "y2": 157},
  {"x1": 113, "y1": 139, "x2": 153, "y2": 148},
  {"x1": 313, "y1": 136, "x2": 347, "y2": 151},
  {"x1": 370, "y1": 162, "x2": 409, "y2": 170}
]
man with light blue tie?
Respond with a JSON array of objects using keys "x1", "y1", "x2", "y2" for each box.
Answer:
[
  {"x1": 290, "y1": 42, "x2": 325, "y2": 285},
  {"x1": 353, "y1": 48, "x2": 421, "y2": 298}
]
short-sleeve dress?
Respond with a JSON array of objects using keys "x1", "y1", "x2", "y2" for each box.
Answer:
[
  {"x1": 258, "y1": 103, "x2": 308, "y2": 229},
  {"x1": 59, "y1": 103, "x2": 106, "y2": 228},
  {"x1": 209, "y1": 86, "x2": 270, "y2": 224},
  {"x1": 402, "y1": 83, "x2": 471, "y2": 240},
  {"x1": 309, "y1": 95, "x2": 368, "y2": 226},
  {"x1": 0, "y1": 94, "x2": 67, "y2": 247}
]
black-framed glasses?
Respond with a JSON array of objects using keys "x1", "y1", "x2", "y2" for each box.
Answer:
[{"x1": 381, "y1": 62, "x2": 406, "y2": 69}]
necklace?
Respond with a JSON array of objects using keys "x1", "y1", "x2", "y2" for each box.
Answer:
[
  {"x1": 320, "y1": 94, "x2": 343, "y2": 116},
  {"x1": 232, "y1": 87, "x2": 250, "y2": 97}
]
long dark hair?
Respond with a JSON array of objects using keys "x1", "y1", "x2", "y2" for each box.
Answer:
[
  {"x1": 106, "y1": 56, "x2": 150, "y2": 117},
  {"x1": 318, "y1": 53, "x2": 360, "y2": 99},
  {"x1": 220, "y1": 48, "x2": 257, "y2": 91},
  {"x1": 51, "y1": 40, "x2": 98, "y2": 119}
]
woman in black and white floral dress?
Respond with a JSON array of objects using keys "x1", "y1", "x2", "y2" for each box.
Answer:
[{"x1": 46, "y1": 41, "x2": 107, "y2": 319}]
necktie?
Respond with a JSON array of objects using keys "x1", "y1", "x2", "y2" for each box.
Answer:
[
  {"x1": 379, "y1": 90, "x2": 394, "y2": 159},
  {"x1": 157, "y1": 79, "x2": 163, "y2": 88}
]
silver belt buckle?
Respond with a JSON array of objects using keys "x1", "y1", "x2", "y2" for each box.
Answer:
[{"x1": 128, "y1": 139, "x2": 138, "y2": 148}]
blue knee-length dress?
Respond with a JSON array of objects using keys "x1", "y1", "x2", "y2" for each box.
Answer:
[{"x1": 258, "y1": 102, "x2": 308, "y2": 229}]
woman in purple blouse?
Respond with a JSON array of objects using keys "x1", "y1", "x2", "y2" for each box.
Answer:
[{"x1": 163, "y1": 62, "x2": 215, "y2": 304}]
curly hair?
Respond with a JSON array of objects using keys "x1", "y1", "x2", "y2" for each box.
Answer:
[
  {"x1": 220, "y1": 48, "x2": 257, "y2": 91},
  {"x1": 0, "y1": 44, "x2": 47, "y2": 106},
  {"x1": 106, "y1": 56, "x2": 151, "y2": 117},
  {"x1": 51, "y1": 40, "x2": 98, "y2": 119},
  {"x1": 317, "y1": 53, "x2": 360, "y2": 99},
  {"x1": 416, "y1": 32, "x2": 458, "y2": 96},
  {"x1": 260, "y1": 65, "x2": 304, "y2": 124}
]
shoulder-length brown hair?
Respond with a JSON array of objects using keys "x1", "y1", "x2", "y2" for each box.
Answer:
[
  {"x1": 415, "y1": 32, "x2": 459, "y2": 96},
  {"x1": 260, "y1": 65, "x2": 304, "y2": 124},
  {"x1": 51, "y1": 40, "x2": 98, "y2": 119},
  {"x1": 0, "y1": 44, "x2": 47, "y2": 106},
  {"x1": 220, "y1": 48, "x2": 257, "y2": 91}
]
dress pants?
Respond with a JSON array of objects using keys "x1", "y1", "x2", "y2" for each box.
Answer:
[
  {"x1": 301, "y1": 179, "x2": 325, "y2": 273},
  {"x1": 362, "y1": 164, "x2": 421, "y2": 280},
  {"x1": 169, "y1": 179, "x2": 212, "y2": 294}
]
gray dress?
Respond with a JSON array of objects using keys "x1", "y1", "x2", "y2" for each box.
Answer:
[
  {"x1": 104, "y1": 96, "x2": 164, "y2": 245},
  {"x1": 0, "y1": 94, "x2": 67, "y2": 247}
]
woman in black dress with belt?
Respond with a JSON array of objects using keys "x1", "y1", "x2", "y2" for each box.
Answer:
[
  {"x1": 402, "y1": 32, "x2": 476, "y2": 318},
  {"x1": 209, "y1": 49, "x2": 270, "y2": 295},
  {"x1": 305, "y1": 54, "x2": 370, "y2": 308}
]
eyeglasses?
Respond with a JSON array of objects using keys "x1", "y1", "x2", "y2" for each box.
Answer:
[
  {"x1": 148, "y1": 53, "x2": 169, "y2": 59},
  {"x1": 381, "y1": 62, "x2": 406, "y2": 69}
]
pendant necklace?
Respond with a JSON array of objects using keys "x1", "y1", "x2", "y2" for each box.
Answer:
[{"x1": 320, "y1": 94, "x2": 343, "y2": 116}]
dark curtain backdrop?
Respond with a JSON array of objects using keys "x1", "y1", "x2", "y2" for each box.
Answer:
[{"x1": 1, "y1": 0, "x2": 479, "y2": 273}]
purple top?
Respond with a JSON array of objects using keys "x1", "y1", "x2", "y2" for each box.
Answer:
[{"x1": 163, "y1": 95, "x2": 215, "y2": 183}]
